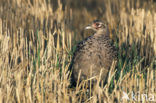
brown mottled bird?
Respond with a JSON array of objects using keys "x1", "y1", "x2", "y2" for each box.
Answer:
[{"x1": 70, "y1": 20, "x2": 117, "y2": 87}]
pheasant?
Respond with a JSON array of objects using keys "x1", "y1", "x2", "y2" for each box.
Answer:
[{"x1": 70, "y1": 20, "x2": 117, "y2": 87}]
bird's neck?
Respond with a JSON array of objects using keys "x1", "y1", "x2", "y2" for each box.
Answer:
[{"x1": 94, "y1": 29, "x2": 110, "y2": 38}]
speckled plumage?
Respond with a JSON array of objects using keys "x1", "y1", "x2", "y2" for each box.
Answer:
[{"x1": 70, "y1": 20, "x2": 117, "y2": 86}]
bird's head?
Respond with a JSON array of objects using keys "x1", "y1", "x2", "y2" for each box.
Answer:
[{"x1": 85, "y1": 20, "x2": 109, "y2": 34}]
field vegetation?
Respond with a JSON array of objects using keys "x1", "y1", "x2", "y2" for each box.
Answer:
[{"x1": 0, "y1": 0, "x2": 156, "y2": 103}]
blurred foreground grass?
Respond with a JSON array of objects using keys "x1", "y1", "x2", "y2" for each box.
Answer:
[{"x1": 0, "y1": 0, "x2": 156, "y2": 103}]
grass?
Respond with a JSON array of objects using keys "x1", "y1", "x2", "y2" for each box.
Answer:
[{"x1": 0, "y1": 0, "x2": 156, "y2": 103}]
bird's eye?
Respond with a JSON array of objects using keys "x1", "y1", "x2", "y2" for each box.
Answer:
[
  {"x1": 95, "y1": 23, "x2": 101, "y2": 27},
  {"x1": 96, "y1": 23, "x2": 99, "y2": 26}
]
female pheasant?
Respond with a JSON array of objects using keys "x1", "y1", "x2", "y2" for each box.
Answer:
[{"x1": 70, "y1": 20, "x2": 117, "y2": 87}]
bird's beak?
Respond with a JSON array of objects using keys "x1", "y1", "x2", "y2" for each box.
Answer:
[{"x1": 85, "y1": 25, "x2": 92, "y2": 30}]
